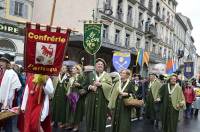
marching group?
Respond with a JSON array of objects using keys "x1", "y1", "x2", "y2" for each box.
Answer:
[{"x1": 0, "y1": 53, "x2": 200, "y2": 132}]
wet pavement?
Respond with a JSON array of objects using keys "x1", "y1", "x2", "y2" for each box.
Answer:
[
  {"x1": 52, "y1": 115, "x2": 200, "y2": 132},
  {"x1": 6, "y1": 114, "x2": 200, "y2": 132}
]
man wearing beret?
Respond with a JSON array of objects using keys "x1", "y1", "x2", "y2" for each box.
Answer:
[
  {"x1": 145, "y1": 73, "x2": 162, "y2": 127},
  {"x1": 83, "y1": 58, "x2": 112, "y2": 132},
  {"x1": 159, "y1": 74, "x2": 186, "y2": 132}
]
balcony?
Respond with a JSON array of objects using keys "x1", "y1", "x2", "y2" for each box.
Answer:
[{"x1": 145, "y1": 24, "x2": 157, "y2": 38}]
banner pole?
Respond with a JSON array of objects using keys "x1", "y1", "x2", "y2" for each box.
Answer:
[{"x1": 50, "y1": 0, "x2": 57, "y2": 26}]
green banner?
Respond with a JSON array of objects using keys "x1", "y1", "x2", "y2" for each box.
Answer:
[{"x1": 83, "y1": 24, "x2": 102, "y2": 55}]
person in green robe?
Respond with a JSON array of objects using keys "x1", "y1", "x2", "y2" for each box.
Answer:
[
  {"x1": 159, "y1": 74, "x2": 186, "y2": 132},
  {"x1": 111, "y1": 69, "x2": 141, "y2": 132},
  {"x1": 65, "y1": 64, "x2": 86, "y2": 131},
  {"x1": 83, "y1": 58, "x2": 112, "y2": 132},
  {"x1": 145, "y1": 73, "x2": 162, "y2": 126},
  {"x1": 52, "y1": 65, "x2": 70, "y2": 127}
]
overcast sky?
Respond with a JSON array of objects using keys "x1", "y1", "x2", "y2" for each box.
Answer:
[{"x1": 176, "y1": 0, "x2": 200, "y2": 54}]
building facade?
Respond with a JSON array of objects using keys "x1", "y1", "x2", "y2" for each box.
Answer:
[
  {"x1": 0, "y1": 0, "x2": 33, "y2": 61},
  {"x1": 32, "y1": 0, "x2": 200, "y2": 75},
  {"x1": 174, "y1": 13, "x2": 197, "y2": 78}
]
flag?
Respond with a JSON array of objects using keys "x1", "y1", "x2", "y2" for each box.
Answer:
[
  {"x1": 143, "y1": 51, "x2": 149, "y2": 66},
  {"x1": 166, "y1": 59, "x2": 174, "y2": 74},
  {"x1": 136, "y1": 49, "x2": 144, "y2": 66},
  {"x1": 112, "y1": 51, "x2": 131, "y2": 72},
  {"x1": 173, "y1": 62, "x2": 176, "y2": 72}
]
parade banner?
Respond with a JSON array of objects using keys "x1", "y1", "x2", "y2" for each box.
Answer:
[
  {"x1": 83, "y1": 23, "x2": 102, "y2": 55},
  {"x1": 184, "y1": 62, "x2": 194, "y2": 79},
  {"x1": 24, "y1": 23, "x2": 71, "y2": 76},
  {"x1": 149, "y1": 63, "x2": 166, "y2": 74},
  {"x1": 112, "y1": 51, "x2": 131, "y2": 72}
]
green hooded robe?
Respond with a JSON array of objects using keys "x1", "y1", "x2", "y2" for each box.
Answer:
[
  {"x1": 160, "y1": 83, "x2": 186, "y2": 132},
  {"x1": 84, "y1": 71, "x2": 112, "y2": 132}
]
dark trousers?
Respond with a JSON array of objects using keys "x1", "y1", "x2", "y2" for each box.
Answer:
[
  {"x1": 154, "y1": 102, "x2": 161, "y2": 122},
  {"x1": 185, "y1": 103, "x2": 192, "y2": 118},
  {"x1": 0, "y1": 103, "x2": 13, "y2": 132},
  {"x1": 191, "y1": 108, "x2": 199, "y2": 116}
]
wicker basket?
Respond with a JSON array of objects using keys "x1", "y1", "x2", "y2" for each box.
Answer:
[
  {"x1": 0, "y1": 111, "x2": 17, "y2": 121},
  {"x1": 124, "y1": 97, "x2": 144, "y2": 106}
]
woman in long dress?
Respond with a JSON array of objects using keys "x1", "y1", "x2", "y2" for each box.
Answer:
[
  {"x1": 66, "y1": 65, "x2": 85, "y2": 131},
  {"x1": 52, "y1": 65, "x2": 69, "y2": 127}
]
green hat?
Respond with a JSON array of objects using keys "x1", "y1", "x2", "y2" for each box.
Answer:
[{"x1": 168, "y1": 73, "x2": 178, "y2": 79}]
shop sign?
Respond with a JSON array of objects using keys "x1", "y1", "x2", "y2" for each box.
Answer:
[{"x1": 0, "y1": 23, "x2": 23, "y2": 35}]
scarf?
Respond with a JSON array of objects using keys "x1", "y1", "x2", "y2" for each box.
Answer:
[
  {"x1": 96, "y1": 71, "x2": 106, "y2": 81},
  {"x1": 58, "y1": 73, "x2": 67, "y2": 83}
]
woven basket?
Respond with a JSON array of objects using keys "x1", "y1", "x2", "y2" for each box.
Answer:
[
  {"x1": 124, "y1": 97, "x2": 144, "y2": 106},
  {"x1": 0, "y1": 111, "x2": 17, "y2": 121}
]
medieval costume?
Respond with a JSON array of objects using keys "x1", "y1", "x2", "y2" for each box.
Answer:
[
  {"x1": 84, "y1": 59, "x2": 112, "y2": 132},
  {"x1": 52, "y1": 69, "x2": 69, "y2": 126},
  {"x1": 20, "y1": 74, "x2": 54, "y2": 132},
  {"x1": 66, "y1": 65, "x2": 85, "y2": 131},
  {"x1": 160, "y1": 75, "x2": 186, "y2": 132},
  {"x1": 111, "y1": 70, "x2": 136, "y2": 132},
  {"x1": 145, "y1": 73, "x2": 162, "y2": 126}
]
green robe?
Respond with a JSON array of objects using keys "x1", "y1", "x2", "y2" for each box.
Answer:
[
  {"x1": 52, "y1": 74, "x2": 68, "y2": 123},
  {"x1": 84, "y1": 71, "x2": 112, "y2": 132},
  {"x1": 160, "y1": 83, "x2": 186, "y2": 132},
  {"x1": 145, "y1": 79, "x2": 161, "y2": 120},
  {"x1": 66, "y1": 74, "x2": 85, "y2": 124},
  {"x1": 111, "y1": 81, "x2": 136, "y2": 132},
  {"x1": 108, "y1": 76, "x2": 120, "y2": 109}
]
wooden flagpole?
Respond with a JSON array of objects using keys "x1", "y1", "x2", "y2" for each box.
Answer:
[{"x1": 50, "y1": 0, "x2": 57, "y2": 26}]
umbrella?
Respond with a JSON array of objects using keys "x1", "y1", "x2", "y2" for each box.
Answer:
[
  {"x1": 63, "y1": 60, "x2": 77, "y2": 66},
  {"x1": 15, "y1": 60, "x2": 24, "y2": 67}
]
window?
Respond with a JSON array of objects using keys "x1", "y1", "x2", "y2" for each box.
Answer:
[
  {"x1": 102, "y1": 25, "x2": 109, "y2": 41},
  {"x1": 14, "y1": 1, "x2": 23, "y2": 16},
  {"x1": 115, "y1": 29, "x2": 120, "y2": 45},
  {"x1": 10, "y1": 0, "x2": 28, "y2": 18},
  {"x1": 159, "y1": 47, "x2": 162, "y2": 57},
  {"x1": 116, "y1": 0, "x2": 123, "y2": 21},
  {"x1": 145, "y1": 42, "x2": 149, "y2": 52},
  {"x1": 136, "y1": 38, "x2": 140, "y2": 49},
  {"x1": 138, "y1": 12, "x2": 143, "y2": 30},
  {"x1": 148, "y1": 0, "x2": 153, "y2": 11},
  {"x1": 125, "y1": 34, "x2": 130, "y2": 48},
  {"x1": 156, "y1": 2, "x2": 160, "y2": 16},
  {"x1": 152, "y1": 44, "x2": 156, "y2": 53},
  {"x1": 127, "y1": 5, "x2": 132, "y2": 25}
]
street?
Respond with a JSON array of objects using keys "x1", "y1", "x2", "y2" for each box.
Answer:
[{"x1": 52, "y1": 115, "x2": 200, "y2": 132}]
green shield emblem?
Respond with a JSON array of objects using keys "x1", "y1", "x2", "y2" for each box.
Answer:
[{"x1": 83, "y1": 24, "x2": 102, "y2": 55}]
